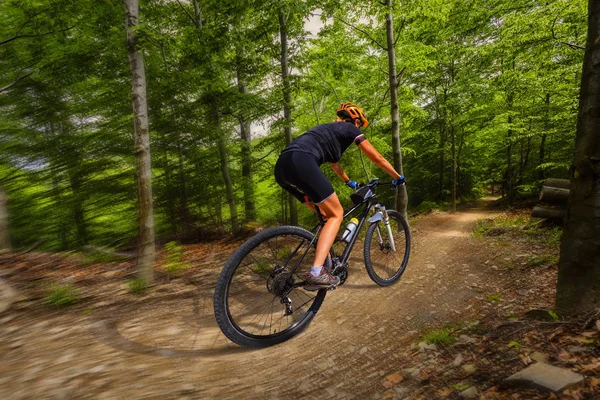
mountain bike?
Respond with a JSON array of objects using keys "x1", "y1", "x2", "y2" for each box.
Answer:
[{"x1": 213, "y1": 178, "x2": 410, "y2": 348}]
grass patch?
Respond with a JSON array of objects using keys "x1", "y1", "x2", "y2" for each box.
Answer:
[
  {"x1": 452, "y1": 382, "x2": 470, "y2": 392},
  {"x1": 487, "y1": 294, "x2": 502, "y2": 303},
  {"x1": 508, "y1": 340, "x2": 521, "y2": 349},
  {"x1": 127, "y1": 278, "x2": 148, "y2": 295},
  {"x1": 527, "y1": 254, "x2": 559, "y2": 268},
  {"x1": 44, "y1": 284, "x2": 79, "y2": 308},
  {"x1": 162, "y1": 241, "x2": 191, "y2": 280},
  {"x1": 422, "y1": 327, "x2": 456, "y2": 345}
]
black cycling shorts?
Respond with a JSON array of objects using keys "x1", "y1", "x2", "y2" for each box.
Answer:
[{"x1": 274, "y1": 151, "x2": 335, "y2": 204}]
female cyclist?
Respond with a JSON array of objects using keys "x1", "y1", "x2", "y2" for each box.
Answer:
[{"x1": 274, "y1": 102, "x2": 405, "y2": 289}]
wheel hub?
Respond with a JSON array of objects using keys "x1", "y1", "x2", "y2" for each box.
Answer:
[{"x1": 379, "y1": 242, "x2": 392, "y2": 254}]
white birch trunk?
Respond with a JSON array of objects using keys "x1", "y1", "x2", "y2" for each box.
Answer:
[{"x1": 125, "y1": 0, "x2": 155, "y2": 283}]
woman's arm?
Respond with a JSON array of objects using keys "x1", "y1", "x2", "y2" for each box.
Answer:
[
  {"x1": 357, "y1": 140, "x2": 401, "y2": 180},
  {"x1": 330, "y1": 162, "x2": 350, "y2": 183}
]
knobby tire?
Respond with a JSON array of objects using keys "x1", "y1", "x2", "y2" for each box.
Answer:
[
  {"x1": 214, "y1": 226, "x2": 327, "y2": 348},
  {"x1": 363, "y1": 210, "x2": 411, "y2": 286}
]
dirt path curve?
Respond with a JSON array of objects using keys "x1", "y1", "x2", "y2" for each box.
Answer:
[{"x1": 1, "y1": 199, "x2": 504, "y2": 400}]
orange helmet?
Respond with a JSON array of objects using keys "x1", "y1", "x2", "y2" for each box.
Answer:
[{"x1": 337, "y1": 102, "x2": 369, "y2": 128}]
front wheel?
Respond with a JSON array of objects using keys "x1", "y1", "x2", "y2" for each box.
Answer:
[
  {"x1": 363, "y1": 210, "x2": 411, "y2": 286},
  {"x1": 214, "y1": 226, "x2": 327, "y2": 348}
]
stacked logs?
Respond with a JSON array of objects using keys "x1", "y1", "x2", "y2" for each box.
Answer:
[{"x1": 531, "y1": 178, "x2": 570, "y2": 220}]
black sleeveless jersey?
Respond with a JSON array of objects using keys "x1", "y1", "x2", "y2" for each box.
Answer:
[{"x1": 281, "y1": 122, "x2": 365, "y2": 165}]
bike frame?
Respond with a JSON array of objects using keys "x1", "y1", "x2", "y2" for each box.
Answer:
[{"x1": 285, "y1": 180, "x2": 392, "y2": 279}]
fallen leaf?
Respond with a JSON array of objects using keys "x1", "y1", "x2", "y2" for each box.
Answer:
[
  {"x1": 579, "y1": 363, "x2": 600, "y2": 373},
  {"x1": 385, "y1": 373, "x2": 405, "y2": 384},
  {"x1": 437, "y1": 388, "x2": 454, "y2": 398}
]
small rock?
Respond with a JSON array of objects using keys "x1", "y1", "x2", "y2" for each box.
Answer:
[
  {"x1": 457, "y1": 335, "x2": 476, "y2": 344},
  {"x1": 179, "y1": 384, "x2": 195, "y2": 393},
  {"x1": 516, "y1": 289, "x2": 529, "y2": 296},
  {"x1": 459, "y1": 387, "x2": 478, "y2": 398},
  {"x1": 462, "y1": 364, "x2": 477, "y2": 375},
  {"x1": 88, "y1": 365, "x2": 108, "y2": 374},
  {"x1": 418, "y1": 341, "x2": 437, "y2": 352},
  {"x1": 453, "y1": 354, "x2": 464, "y2": 367},
  {"x1": 504, "y1": 362, "x2": 584, "y2": 392},
  {"x1": 569, "y1": 346, "x2": 589, "y2": 354},
  {"x1": 402, "y1": 368, "x2": 421, "y2": 377}
]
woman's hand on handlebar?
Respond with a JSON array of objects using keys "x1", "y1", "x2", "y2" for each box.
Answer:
[{"x1": 392, "y1": 176, "x2": 406, "y2": 187}]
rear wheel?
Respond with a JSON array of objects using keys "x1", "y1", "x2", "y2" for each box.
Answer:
[
  {"x1": 214, "y1": 226, "x2": 327, "y2": 348},
  {"x1": 363, "y1": 210, "x2": 410, "y2": 286}
]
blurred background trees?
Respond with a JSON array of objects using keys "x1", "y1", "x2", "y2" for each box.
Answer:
[{"x1": 0, "y1": 0, "x2": 586, "y2": 256}]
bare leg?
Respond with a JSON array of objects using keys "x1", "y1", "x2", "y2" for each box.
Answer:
[
  {"x1": 303, "y1": 201, "x2": 328, "y2": 221},
  {"x1": 312, "y1": 193, "x2": 343, "y2": 267}
]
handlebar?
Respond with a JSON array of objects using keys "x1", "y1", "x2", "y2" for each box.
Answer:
[{"x1": 358, "y1": 177, "x2": 406, "y2": 189}]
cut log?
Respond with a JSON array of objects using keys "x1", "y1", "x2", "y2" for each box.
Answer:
[
  {"x1": 543, "y1": 178, "x2": 570, "y2": 189},
  {"x1": 539, "y1": 186, "x2": 569, "y2": 205},
  {"x1": 532, "y1": 205, "x2": 565, "y2": 220}
]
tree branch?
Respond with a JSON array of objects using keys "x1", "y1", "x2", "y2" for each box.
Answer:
[
  {"x1": 551, "y1": 7, "x2": 585, "y2": 51},
  {"x1": 0, "y1": 71, "x2": 34, "y2": 94},
  {"x1": 393, "y1": 18, "x2": 406, "y2": 47},
  {"x1": 332, "y1": 15, "x2": 387, "y2": 51},
  {"x1": 0, "y1": 25, "x2": 76, "y2": 46},
  {"x1": 176, "y1": 0, "x2": 199, "y2": 28}
]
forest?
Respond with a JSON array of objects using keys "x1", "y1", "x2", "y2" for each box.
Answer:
[
  {"x1": 0, "y1": 0, "x2": 585, "y2": 252},
  {"x1": 3, "y1": 0, "x2": 600, "y2": 398}
]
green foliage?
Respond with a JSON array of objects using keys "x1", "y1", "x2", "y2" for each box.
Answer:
[
  {"x1": 527, "y1": 254, "x2": 559, "y2": 268},
  {"x1": 548, "y1": 310, "x2": 559, "y2": 321},
  {"x1": 508, "y1": 340, "x2": 521, "y2": 349},
  {"x1": 422, "y1": 327, "x2": 455, "y2": 345},
  {"x1": 127, "y1": 278, "x2": 148, "y2": 295},
  {"x1": 162, "y1": 241, "x2": 190, "y2": 278},
  {"x1": 415, "y1": 201, "x2": 441, "y2": 215},
  {"x1": 452, "y1": 382, "x2": 470, "y2": 392},
  {"x1": 487, "y1": 294, "x2": 502, "y2": 303},
  {"x1": 44, "y1": 284, "x2": 79, "y2": 308},
  {"x1": 0, "y1": 0, "x2": 585, "y2": 248}
]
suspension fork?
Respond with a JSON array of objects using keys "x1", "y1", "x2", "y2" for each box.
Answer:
[{"x1": 371, "y1": 205, "x2": 396, "y2": 252}]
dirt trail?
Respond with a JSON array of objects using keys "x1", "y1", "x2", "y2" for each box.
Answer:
[{"x1": 1, "y1": 199, "x2": 509, "y2": 399}]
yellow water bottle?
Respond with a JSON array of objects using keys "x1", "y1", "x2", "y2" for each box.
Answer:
[{"x1": 341, "y1": 218, "x2": 359, "y2": 243}]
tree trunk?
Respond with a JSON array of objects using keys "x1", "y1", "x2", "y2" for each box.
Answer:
[
  {"x1": 539, "y1": 93, "x2": 550, "y2": 180},
  {"x1": 556, "y1": 0, "x2": 600, "y2": 315},
  {"x1": 237, "y1": 66, "x2": 256, "y2": 222},
  {"x1": 450, "y1": 124, "x2": 457, "y2": 212},
  {"x1": 213, "y1": 106, "x2": 239, "y2": 232},
  {"x1": 438, "y1": 124, "x2": 445, "y2": 200},
  {"x1": 506, "y1": 92, "x2": 515, "y2": 205},
  {"x1": 68, "y1": 172, "x2": 88, "y2": 246},
  {"x1": 125, "y1": 0, "x2": 155, "y2": 284},
  {"x1": 191, "y1": 0, "x2": 202, "y2": 28},
  {"x1": 279, "y1": 10, "x2": 297, "y2": 225},
  {"x1": 0, "y1": 185, "x2": 10, "y2": 251},
  {"x1": 385, "y1": 0, "x2": 408, "y2": 219}
]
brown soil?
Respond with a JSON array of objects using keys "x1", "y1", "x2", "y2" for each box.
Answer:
[{"x1": 0, "y1": 198, "x2": 587, "y2": 399}]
